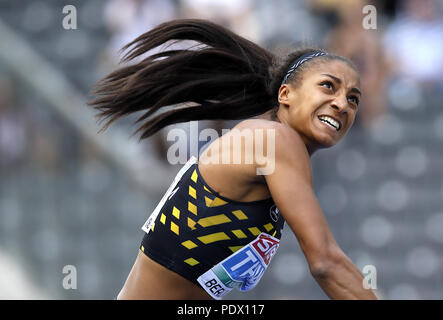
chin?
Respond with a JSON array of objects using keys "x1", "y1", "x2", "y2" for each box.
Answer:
[
  {"x1": 318, "y1": 142, "x2": 336, "y2": 150},
  {"x1": 314, "y1": 134, "x2": 339, "y2": 149}
]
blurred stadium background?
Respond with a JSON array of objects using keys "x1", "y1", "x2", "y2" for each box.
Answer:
[{"x1": 0, "y1": 0, "x2": 443, "y2": 299}]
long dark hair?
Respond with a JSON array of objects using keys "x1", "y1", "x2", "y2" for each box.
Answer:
[{"x1": 88, "y1": 19, "x2": 350, "y2": 140}]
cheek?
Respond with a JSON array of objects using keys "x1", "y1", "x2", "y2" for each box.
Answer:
[
  {"x1": 348, "y1": 111, "x2": 357, "y2": 126},
  {"x1": 288, "y1": 94, "x2": 320, "y2": 125},
  {"x1": 290, "y1": 106, "x2": 313, "y2": 129},
  {"x1": 342, "y1": 112, "x2": 357, "y2": 134}
]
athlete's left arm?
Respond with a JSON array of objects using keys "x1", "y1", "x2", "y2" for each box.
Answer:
[{"x1": 260, "y1": 123, "x2": 377, "y2": 300}]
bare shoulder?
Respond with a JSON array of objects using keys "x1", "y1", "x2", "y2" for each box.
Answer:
[
  {"x1": 235, "y1": 119, "x2": 310, "y2": 163},
  {"x1": 235, "y1": 119, "x2": 304, "y2": 142},
  {"x1": 234, "y1": 118, "x2": 281, "y2": 131}
]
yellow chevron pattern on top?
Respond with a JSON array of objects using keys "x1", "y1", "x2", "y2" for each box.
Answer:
[
  {"x1": 263, "y1": 223, "x2": 274, "y2": 232},
  {"x1": 197, "y1": 214, "x2": 231, "y2": 227},
  {"x1": 248, "y1": 227, "x2": 261, "y2": 236},
  {"x1": 172, "y1": 206, "x2": 180, "y2": 219},
  {"x1": 184, "y1": 257, "x2": 199, "y2": 266},
  {"x1": 188, "y1": 217, "x2": 197, "y2": 230},
  {"x1": 191, "y1": 169, "x2": 198, "y2": 183},
  {"x1": 181, "y1": 240, "x2": 198, "y2": 249},
  {"x1": 203, "y1": 185, "x2": 212, "y2": 193},
  {"x1": 204, "y1": 196, "x2": 212, "y2": 207},
  {"x1": 204, "y1": 196, "x2": 228, "y2": 207},
  {"x1": 209, "y1": 197, "x2": 228, "y2": 207},
  {"x1": 188, "y1": 201, "x2": 197, "y2": 215},
  {"x1": 197, "y1": 232, "x2": 230, "y2": 244},
  {"x1": 171, "y1": 221, "x2": 179, "y2": 235},
  {"x1": 231, "y1": 229, "x2": 247, "y2": 239},
  {"x1": 160, "y1": 213, "x2": 166, "y2": 224},
  {"x1": 232, "y1": 210, "x2": 248, "y2": 220},
  {"x1": 188, "y1": 185, "x2": 197, "y2": 199}
]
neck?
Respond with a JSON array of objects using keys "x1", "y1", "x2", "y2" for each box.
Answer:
[
  {"x1": 255, "y1": 109, "x2": 276, "y2": 121},
  {"x1": 275, "y1": 107, "x2": 318, "y2": 158},
  {"x1": 256, "y1": 108, "x2": 319, "y2": 157}
]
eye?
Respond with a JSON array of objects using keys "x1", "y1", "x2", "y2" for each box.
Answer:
[
  {"x1": 348, "y1": 95, "x2": 360, "y2": 106},
  {"x1": 320, "y1": 81, "x2": 334, "y2": 90}
]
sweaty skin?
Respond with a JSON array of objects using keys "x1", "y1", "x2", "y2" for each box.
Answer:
[{"x1": 118, "y1": 60, "x2": 377, "y2": 300}]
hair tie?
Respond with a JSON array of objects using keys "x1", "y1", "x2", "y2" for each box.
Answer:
[{"x1": 281, "y1": 51, "x2": 328, "y2": 85}]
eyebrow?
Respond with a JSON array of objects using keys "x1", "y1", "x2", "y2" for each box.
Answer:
[{"x1": 321, "y1": 73, "x2": 362, "y2": 96}]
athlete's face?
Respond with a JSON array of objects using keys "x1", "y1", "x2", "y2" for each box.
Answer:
[{"x1": 277, "y1": 60, "x2": 361, "y2": 154}]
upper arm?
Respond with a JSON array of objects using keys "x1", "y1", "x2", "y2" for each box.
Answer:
[{"x1": 263, "y1": 124, "x2": 341, "y2": 269}]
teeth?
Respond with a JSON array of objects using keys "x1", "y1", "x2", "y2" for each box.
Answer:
[{"x1": 318, "y1": 116, "x2": 340, "y2": 131}]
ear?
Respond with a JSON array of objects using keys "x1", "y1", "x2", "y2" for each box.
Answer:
[{"x1": 277, "y1": 84, "x2": 291, "y2": 107}]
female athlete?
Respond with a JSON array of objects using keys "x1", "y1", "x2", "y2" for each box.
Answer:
[{"x1": 88, "y1": 19, "x2": 377, "y2": 300}]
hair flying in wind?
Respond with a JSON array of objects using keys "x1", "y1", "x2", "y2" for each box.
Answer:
[{"x1": 87, "y1": 19, "x2": 352, "y2": 140}]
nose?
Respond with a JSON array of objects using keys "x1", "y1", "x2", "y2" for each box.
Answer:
[{"x1": 331, "y1": 95, "x2": 348, "y2": 113}]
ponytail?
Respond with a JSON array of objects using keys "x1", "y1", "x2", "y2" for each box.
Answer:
[{"x1": 88, "y1": 19, "x2": 276, "y2": 140}]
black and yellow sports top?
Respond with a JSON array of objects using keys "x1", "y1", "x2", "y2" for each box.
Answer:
[{"x1": 140, "y1": 156, "x2": 285, "y2": 297}]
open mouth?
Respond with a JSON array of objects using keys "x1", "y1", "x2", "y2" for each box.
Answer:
[{"x1": 318, "y1": 115, "x2": 342, "y2": 131}]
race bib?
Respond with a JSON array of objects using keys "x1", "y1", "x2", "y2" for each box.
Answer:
[{"x1": 197, "y1": 233, "x2": 280, "y2": 300}]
